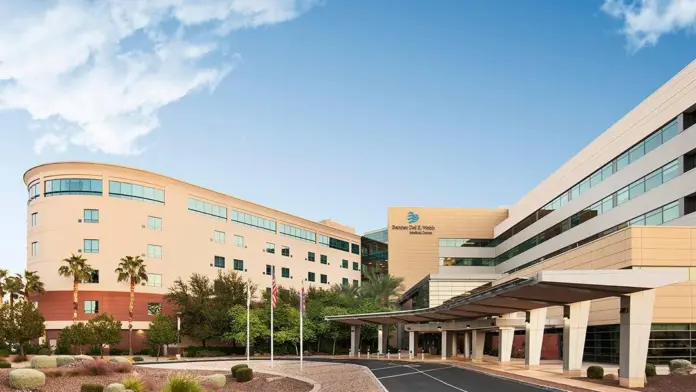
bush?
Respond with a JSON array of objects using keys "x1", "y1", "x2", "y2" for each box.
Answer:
[
  {"x1": 12, "y1": 355, "x2": 27, "y2": 363},
  {"x1": 31, "y1": 355, "x2": 58, "y2": 369},
  {"x1": 132, "y1": 356, "x2": 144, "y2": 362},
  {"x1": 587, "y1": 366, "x2": 604, "y2": 379},
  {"x1": 0, "y1": 349, "x2": 9, "y2": 357},
  {"x1": 75, "y1": 354, "x2": 95, "y2": 362},
  {"x1": 108, "y1": 356, "x2": 129, "y2": 364},
  {"x1": 56, "y1": 355, "x2": 76, "y2": 367},
  {"x1": 645, "y1": 363, "x2": 657, "y2": 377},
  {"x1": 488, "y1": 348, "x2": 499, "y2": 357},
  {"x1": 168, "y1": 356, "x2": 178, "y2": 360},
  {"x1": 669, "y1": 359, "x2": 693, "y2": 371},
  {"x1": 200, "y1": 374, "x2": 226, "y2": 388},
  {"x1": 0, "y1": 361, "x2": 10, "y2": 368},
  {"x1": 183, "y1": 346, "x2": 245, "y2": 358},
  {"x1": 81, "y1": 383, "x2": 105, "y2": 392},
  {"x1": 44, "y1": 369, "x2": 66, "y2": 377},
  {"x1": 231, "y1": 364, "x2": 248, "y2": 376},
  {"x1": 163, "y1": 373, "x2": 203, "y2": 392},
  {"x1": 109, "y1": 348, "x2": 124, "y2": 355},
  {"x1": 104, "y1": 383, "x2": 126, "y2": 392},
  {"x1": 235, "y1": 367, "x2": 254, "y2": 382},
  {"x1": 38, "y1": 347, "x2": 52, "y2": 355},
  {"x1": 8, "y1": 369, "x2": 46, "y2": 389},
  {"x1": 24, "y1": 344, "x2": 41, "y2": 355},
  {"x1": 122, "y1": 375, "x2": 146, "y2": 392},
  {"x1": 77, "y1": 360, "x2": 114, "y2": 376}
]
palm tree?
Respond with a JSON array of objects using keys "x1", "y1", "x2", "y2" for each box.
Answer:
[
  {"x1": 4, "y1": 275, "x2": 24, "y2": 309},
  {"x1": 115, "y1": 255, "x2": 148, "y2": 356},
  {"x1": 20, "y1": 270, "x2": 45, "y2": 300},
  {"x1": 57, "y1": 254, "x2": 93, "y2": 324},
  {"x1": 330, "y1": 283, "x2": 359, "y2": 299},
  {"x1": 360, "y1": 267, "x2": 405, "y2": 307},
  {"x1": 0, "y1": 269, "x2": 8, "y2": 300}
]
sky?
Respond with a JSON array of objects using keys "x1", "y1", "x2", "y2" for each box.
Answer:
[{"x1": 1, "y1": 0, "x2": 696, "y2": 274}]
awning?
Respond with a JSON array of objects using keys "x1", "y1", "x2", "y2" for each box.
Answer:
[{"x1": 325, "y1": 269, "x2": 686, "y2": 325}]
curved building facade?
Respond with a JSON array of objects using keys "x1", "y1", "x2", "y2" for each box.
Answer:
[{"x1": 25, "y1": 162, "x2": 362, "y2": 346}]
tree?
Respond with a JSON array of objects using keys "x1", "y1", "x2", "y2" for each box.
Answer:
[
  {"x1": 58, "y1": 322, "x2": 93, "y2": 354},
  {"x1": 20, "y1": 270, "x2": 45, "y2": 300},
  {"x1": 58, "y1": 254, "x2": 93, "y2": 324},
  {"x1": 9, "y1": 301, "x2": 45, "y2": 356},
  {"x1": 360, "y1": 268, "x2": 404, "y2": 307},
  {"x1": 3, "y1": 275, "x2": 23, "y2": 310},
  {"x1": 223, "y1": 305, "x2": 268, "y2": 354},
  {"x1": 147, "y1": 315, "x2": 177, "y2": 360},
  {"x1": 0, "y1": 269, "x2": 7, "y2": 299},
  {"x1": 115, "y1": 255, "x2": 148, "y2": 356},
  {"x1": 86, "y1": 313, "x2": 121, "y2": 358}
]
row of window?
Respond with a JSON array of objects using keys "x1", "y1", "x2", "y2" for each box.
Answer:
[
  {"x1": 45, "y1": 178, "x2": 103, "y2": 197},
  {"x1": 109, "y1": 181, "x2": 165, "y2": 204},
  {"x1": 231, "y1": 209, "x2": 276, "y2": 233},
  {"x1": 188, "y1": 197, "x2": 227, "y2": 220},
  {"x1": 265, "y1": 264, "x2": 358, "y2": 286},
  {"x1": 213, "y1": 256, "x2": 244, "y2": 271},
  {"x1": 439, "y1": 257, "x2": 495, "y2": 267},
  {"x1": 28, "y1": 182, "x2": 40, "y2": 202},
  {"x1": 279, "y1": 223, "x2": 317, "y2": 243},
  {"x1": 494, "y1": 159, "x2": 681, "y2": 265},
  {"x1": 492, "y1": 118, "x2": 679, "y2": 247},
  {"x1": 83, "y1": 300, "x2": 162, "y2": 315},
  {"x1": 78, "y1": 270, "x2": 162, "y2": 287},
  {"x1": 438, "y1": 238, "x2": 493, "y2": 247}
]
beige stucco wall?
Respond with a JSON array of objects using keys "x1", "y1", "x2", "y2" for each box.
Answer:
[
  {"x1": 493, "y1": 226, "x2": 696, "y2": 325},
  {"x1": 387, "y1": 207, "x2": 508, "y2": 290},
  {"x1": 25, "y1": 162, "x2": 362, "y2": 301}
]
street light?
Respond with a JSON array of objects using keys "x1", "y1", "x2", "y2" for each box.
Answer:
[{"x1": 176, "y1": 312, "x2": 182, "y2": 359}]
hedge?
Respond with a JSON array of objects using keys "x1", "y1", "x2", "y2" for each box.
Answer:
[
  {"x1": 231, "y1": 364, "x2": 248, "y2": 377},
  {"x1": 9, "y1": 369, "x2": 46, "y2": 389},
  {"x1": 587, "y1": 366, "x2": 604, "y2": 379},
  {"x1": 235, "y1": 367, "x2": 254, "y2": 382},
  {"x1": 80, "y1": 383, "x2": 105, "y2": 392}
]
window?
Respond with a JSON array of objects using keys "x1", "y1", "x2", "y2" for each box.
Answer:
[
  {"x1": 266, "y1": 265, "x2": 272, "y2": 275},
  {"x1": 629, "y1": 178, "x2": 645, "y2": 199},
  {"x1": 307, "y1": 252, "x2": 315, "y2": 262},
  {"x1": 147, "y1": 273, "x2": 162, "y2": 287},
  {"x1": 147, "y1": 244, "x2": 162, "y2": 259},
  {"x1": 147, "y1": 303, "x2": 161, "y2": 316},
  {"x1": 187, "y1": 197, "x2": 226, "y2": 220},
  {"x1": 353, "y1": 280, "x2": 359, "y2": 287},
  {"x1": 307, "y1": 272, "x2": 315, "y2": 282},
  {"x1": 281, "y1": 267, "x2": 290, "y2": 278},
  {"x1": 31, "y1": 212, "x2": 37, "y2": 227},
  {"x1": 629, "y1": 143, "x2": 644, "y2": 163},
  {"x1": 84, "y1": 300, "x2": 99, "y2": 314},
  {"x1": 644, "y1": 132, "x2": 661, "y2": 154},
  {"x1": 214, "y1": 256, "x2": 225, "y2": 268},
  {"x1": 663, "y1": 201, "x2": 680, "y2": 222},
  {"x1": 616, "y1": 186, "x2": 629, "y2": 206},
  {"x1": 84, "y1": 209, "x2": 99, "y2": 223},
  {"x1": 645, "y1": 209, "x2": 663, "y2": 226},
  {"x1": 231, "y1": 209, "x2": 276, "y2": 233},
  {"x1": 46, "y1": 178, "x2": 103, "y2": 197},
  {"x1": 342, "y1": 278, "x2": 349, "y2": 286},
  {"x1": 214, "y1": 230, "x2": 225, "y2": 243},
  {"x1": 279, "y1": 223, "x2": 316, "y2": 243},
  {"x1": 351, "y1": 243, "x2": 360, "y2": 255},
  {"x1": 320, "y1": 274, "x2": 328, "y2": 284},
  {"x1": 83, "y1": 239, "x2": 99, "y2": 253},
  {"x1": 319, "y1": 235, "x2": 329, "y2": 246},
  {"x1": 233, "y1": 259, "x2": 244, "y2": 271},
  {"x1": 662, "y1": 160, "x2": 679, "y2": 182},
  {"x1": 616, "y1": 152, "x2": 629, "y2": 171},
  {"x1": 235, "y1": 235, "x2": 244, "y2": 248},
  {"x1": 109, "y1": 181, "x2": 163, "y2": 203},
  {"x1": 438, "y1": 239, "x2": 493, "y2": 247},
  {"x1": 281, "y1": 246, "x2": 290, "y2": 257},
  {"x1": 266, "y1": 242, "x2": 275, "y2": 253},
  {"x1": 321, "y1": 255, "x2": 328, "y2": 265},
  {"x1": 341, "y1": 259, "x2": 348, "y2": 269},
  {"x1": 28, "y1": 182, "x2": 40, "y2": 202},
  {"x1": 601, "y1": 162, "x2": 614, "y2": 180},
  {"x1": 82, "y1": 270, "x2": 99, "y2": 284},
  {"x1": 329, "y1": 237, "x2": 350, "y2": 252},
  {"x1": 352, "y1": 262, "x2": 360, "y2": 271},
  {"x1": 645, "y1": 170, "x2": 662, "y2": 192},
  {"x1": 148, "y1": 216, "x2": 162, "y2": 231}
]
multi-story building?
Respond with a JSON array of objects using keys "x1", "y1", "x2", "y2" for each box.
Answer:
[
  {"x1": 361, "y1": 228, "x2": 388, "y2": 278},
  {"x1": 24, "y1": 162, "x2": 362, "y2": 348}
]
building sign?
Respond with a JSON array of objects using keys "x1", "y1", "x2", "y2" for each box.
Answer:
[{"x1": 392, "y1": 211, "x2": 435, "y2": 235}]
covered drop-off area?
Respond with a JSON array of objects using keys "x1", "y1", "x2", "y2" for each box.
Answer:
[{"x1": 326, "y1": 269, "x2": 685, "y2": 388}]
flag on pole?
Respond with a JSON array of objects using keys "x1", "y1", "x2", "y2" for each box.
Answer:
[
  {"x1": 300, "y1": 281, "x2": 304, "y2": 371},
  {"x1": 246, "y1": 281, "x2": 250, "y2": 366},
  {"x1": 270, "y1": 266, "x2": 276, "y2": 367}
]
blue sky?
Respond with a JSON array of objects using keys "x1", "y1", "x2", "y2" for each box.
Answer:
[{"x1": 1, "y1": 0, "x2": 695, "y2": 273}]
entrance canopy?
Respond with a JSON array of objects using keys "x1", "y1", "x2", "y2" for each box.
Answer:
[{"x1": 326, "y1": 270, "x2": 686, "y2": 325}]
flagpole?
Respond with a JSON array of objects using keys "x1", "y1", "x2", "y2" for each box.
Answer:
[
  {"x1": 300, "y1": 280, "x2": 304, "y2": 371},
  {"x1": 271, "y1": 265, "x2": 274, "y2": 368},
  {"x1": 246, "y1": 281, "x2": 250, "y2": 367}
]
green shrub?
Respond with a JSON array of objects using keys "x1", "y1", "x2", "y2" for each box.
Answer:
[
  {"x1": 43, "y1": 369, "x2": 66, "y2": 377},
  {"x1": 104, "y1": 383, "x2": 126, "y2": 392},
  {"x1": 235, "y1": 367, "x2": 254, "y2": 382},
  {"x1": 231, "y1": 364, "x2": 248, "y2": 376},
  {"x1": 0, "y1": 361, "x2": 10, "y2": 368},
  {"x1": 122, "y1": 375, "x2": 146, "y2": 392},
  {"x1": 75, "y1": 354, "x2": 95, "y2": 362},
  {"x1": 56, "y1": 355, "x2": 76, "y2": 367},
  {"x1": 108, "y1": 356, "x2": 129, "y2": 364},
  {"x1": 587, "y1": 366, "x2": 604, "y2": 379},
  {"x1": 31, "y1": 355, "x2": 57, "y2": 369},
  {"x1": 8, "y1": 369, "x2": 46, "y2": 389},
  {"x1": 183, "y1": 346, "x2": 244, "y2": 357},
  {"x1": 81, "y1": 383, "x2": 105, "y2": 392},
  {"x1": 132, "y1": 356, "x2": 144, "y2": 362},
  {"x1": 0, "y1": 349, "x2": 9, "y2": 357},
  {"x1": 200, "y1": 374, "x2": 226, "y2": 388},
  {"x1": 645, "y1": 363, "x2": 657, "y2": 377},
  {"x1": 163, "y1": 373, "x2": 203, "y2": 392},
  {"x1": 109, "y1": 348, "x2": 124, "y2": 355},
  {"x1": 37, "y1": 347, "x2": 52, "y2": 355},
  {"x1": 669, "y1": 359, "x2": 693, "y2": 371},
  {"x1": 24, "y1": 344, "x2": 41, "y2": 355}
]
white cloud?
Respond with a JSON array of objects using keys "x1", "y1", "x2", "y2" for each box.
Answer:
[
  {"x1": 602, "y1": 0, "x2": 696, "y2": 51},
  {"x1": 0, "y1": 0, "x2": 317, "y2": 155}
]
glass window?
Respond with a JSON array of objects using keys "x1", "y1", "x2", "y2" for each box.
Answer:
[
  {"x1": 590, "y1": 171, "x2": 602, "y2": 187},
  {"x1": 31, "y1": 241, "x2": 38, "y2": 257},
  {"x1": 214, "y1": 230, "x2": 225, "y2": 243},
  {"x1": 281, "y1": 267, "x2": 290, "y2": 278},
  {"x1": 28, "y1": 182, "x2": 40, "y2": 202},
  {"x1": 320, "y1": 274, "x2": 328, "y2": 284},
  {"x1": 266, "y1": 265, "x2": 272, "y2": 275},
  {"x1": 147, "y1": 303, "x2": 162, "y2": 316},
  {"x1": 188, "y1": 197, "x2": 226, "y2": 220},
  {"x1": 321, "y1": 255, "x2": 328, "y2": 265},
  {"x1": 83, "y1": 209, "x2": 99, "y2": 223},
  {"x1": 351, "y1": 244, "x2": 360, "y2": 255},
  {"x1": 307, "y1": 252, "x2": 315, "y2": 262},
  {"x1": 629, "y1": 216, "x2": 645, "y2": 226},
  {"x1": 147, "y1": 273, "x2": 162, "y2": 287},
  {"x1": 81, "y1": 270, "x2": 99, "y2": 284},
  {"x1": 148, "y1": 216, "x2": 162, "y2": 231},
  {"x1": 616, "y1": 152, "x2": 629, "y2": 172},
  {"x1": 663, "y1": 201, "x2": 680, "y2": 223},
  {"x1": 329, "y1": 237, "x2": 350, "y2": 252},
  {"x1": 579, "y1": 178, "x2": 591, "y2": 194},
  {"x1": 601, "y1": 195, "x2": 613, "y2": 214},
  {"x1": 307, "y1": 272, "x2": 315, "y2": 282},
  {"x1": 629, "y1": 178, "x2": 645, "y2": 199},
  {"x1": 214, "y1": 256, "x2": 225, "y2": 268},
  {"x1": 233, "y1": 259, "x2": 244, "y2": 271},
  {"x1": 319, "y1": 235, "x2": 329, "y2": 246},
  {"x1": 601, "y1": 163, "x2": 614, "y2": 181},
  {"x1": 644, "y1": 132, "x2": 662, "y2": 154},
  {"x1": 570, "y1": 185, "x2": 580, "y2": 200},
  {"x1": 645, "y1": 170, "x2": 662, "y2": 192},
  {"x1": 353, "y1": 280, "x2": 359, "y2": 287},
  {"x1": 352, "y1": 262, "x2": 359, "y2": 271},
  {"x1": 235, "y1": 235, "x2": 244, "y2": 248},
  {"x1": 31, "y1": 212, "x2": 38, "y2": 227},
  {"x1": 147, "y1": 244, "x2": 162, "y2": 259},
  {"x1": 662, "y1": 160, "x2": 679, "y2": 183},
  {"x1": 83, "y1": 239, "x2": 99, "y2": 253},
  {"x1": 46, "y1": 179, "x2": 103, "y2": 197},
  {"x1": 231, "y1": 209, "x2": 276, "y2": 233},
  {"x1": 266, "y1": 242, "x2": 275, "y2": 253},
  {"x1": 84, "y1": 300, "x2": 99, "y2": 314},
  {"x1": 616, "y1": 186, "x2": 629, "y2": 205},
  {"x1": 661, "y1": 120, "x2": 678, "y2": 142},
  {"x1": 341, "y1": 259, "x2": 348, "y2": 269},
  {"x1": 342, "y1": 278, "x2": 349, "y2": 286},
  {"x1": 279, "y1": 223, "x2": 316, "y2": 243},
  {"x1": 281, "y1": 246, "x2": 290, "y2": 257},
  {"x1": 645, "y1": 209, "x2": 663, "y2": 226},
  {"x1": 109, "y1": 181, "x2": 162, "y2": 203},
  {"x1": 629, "y1": 143, "x2": 645, "y2": 163}
]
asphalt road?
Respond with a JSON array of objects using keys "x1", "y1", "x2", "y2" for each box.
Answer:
[{"x1": 317, "y1": 358, "x2": 547, "y2": 392}]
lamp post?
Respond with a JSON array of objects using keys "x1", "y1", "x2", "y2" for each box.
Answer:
[{"x1": 176, "y1": 312, "x2": 182, "y2": 359}]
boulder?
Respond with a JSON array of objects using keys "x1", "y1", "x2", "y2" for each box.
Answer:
[
  {"x1": 9, "y1": 369, "x2": 46, "y2": 389},
  {"x1": 30, "y1": 355, "x2": 57, "y2": 369},
  {"x1": 104, "y1": 383, "x2": 126, "y2": 392}
]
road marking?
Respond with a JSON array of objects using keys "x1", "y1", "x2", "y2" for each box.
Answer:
[
  {"x1": 376, "y1": 366, "x2": 455, "y2": 380},
  {"x1": 413, "y1": 366, "x2": 469, "y2": 392},
  {"x1": 371, "y1": 365, "x2": 408, "y2": 371}
]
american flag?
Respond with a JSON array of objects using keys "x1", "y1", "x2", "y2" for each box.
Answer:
[{"x1": 271, "y1": 266, "x2": 278, "y2": 308}]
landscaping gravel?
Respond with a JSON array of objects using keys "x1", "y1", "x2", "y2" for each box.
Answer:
[{"x1": 581, "y1": 373, "x2": 696, "y2": 392}]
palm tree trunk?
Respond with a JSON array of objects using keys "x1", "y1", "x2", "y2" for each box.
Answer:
[
  {"x1": 333, "y1": 339, "x2": 336, "y2": 355},
  {"x1": 129, "y1": 281, "x2": 135, "y2": 356},
  {"x1": 9, "y1": 296, "x2": 14, "y2": 311},
  {"x1": 72, "y1": 279, "x2": 79, "y2": 324}
]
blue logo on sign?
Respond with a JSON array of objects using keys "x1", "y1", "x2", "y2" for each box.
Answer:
[{"x1": 407, "y1": 211, "x2": 419, "y2": 224}]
